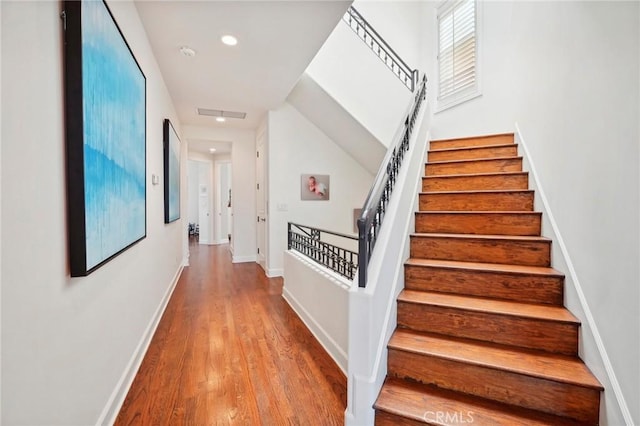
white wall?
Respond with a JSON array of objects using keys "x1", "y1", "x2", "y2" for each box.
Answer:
[
  {"x1": 423, "y1": 2, "x2": 639, "y2": 424},
  {"x1": 283, "y1": 252, "x2": 349, "y2": 373},
  {"x1": 183, "y1": 126, "x2": 256, "y2": 263},
  {"x1": 0, "y1": 0, "x2": 3, "y2": 414},
  {"x1": 1, "y1": 1, "x2": 186, "y2": 424},
  {"x1": 352, "y1": 0, "x2": 424, "y2": 70},
  {"x1": 267, "y1": 102, "x2": 374, "y2": 276},
  {"x1": 306, "y1": 16, "x2": 412, "y2": 147},
  {"x1": 287, "y1": 73, "x2": 386, "y2": 175}
]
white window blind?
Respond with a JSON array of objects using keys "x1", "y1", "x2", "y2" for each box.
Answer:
[{"x1": 438, "y1": 0, "x2": 478, "y2": 106}]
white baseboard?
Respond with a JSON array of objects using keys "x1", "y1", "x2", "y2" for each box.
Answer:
[
  {"x1": 212, "y1": 239, "x2": 229, "y2": 245},
  {"x1": 232, "y1": 254, "x2": 257, "y2": 263},
  {"x1": 282, "y1": 287, "x2": 347, "y2": 374},
  {"x1": 96, "y1": 265, "x2": 184, "y2": 426}
]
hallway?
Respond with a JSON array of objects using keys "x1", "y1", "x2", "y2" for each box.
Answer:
[{"x1": 115, "y1": 243, "x2": 347, "y2": 425}]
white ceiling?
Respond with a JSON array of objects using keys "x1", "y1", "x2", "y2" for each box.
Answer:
[
  {"x1": 187, "y1": 138, "x2": 233, "y2": 156},
  {"x1": 135, "y1": 0, "x2": 352, "y2": 141}
]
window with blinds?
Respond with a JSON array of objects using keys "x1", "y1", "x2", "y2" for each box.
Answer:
[{"x1": 437, "y1": 0, "x2": 480, "y2": 109}]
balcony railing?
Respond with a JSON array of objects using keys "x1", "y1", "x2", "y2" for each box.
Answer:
[
  {"x1": 343, "y1": 6, "x2": 418, "y2": 92},
  {"x1": 288, "y1": 222, "x2": 358, "y2": 280},
  {"x1": 357, "y1": 75, "x2": 427, "y2": 288}
]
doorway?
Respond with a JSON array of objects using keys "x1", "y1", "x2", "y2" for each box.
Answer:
[
  {"x1": 256, "y1": 128, "x2": 267, "y2": 271},
  {"x1": 215, "y1": 160, "x2": 232, "y2": 247},
  {"x1": 187, "y1": 159, "x2": 213, "y2": 245}
]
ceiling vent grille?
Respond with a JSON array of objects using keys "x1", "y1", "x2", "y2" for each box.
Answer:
[{"x1": 197, "y1": 108, "x2": 246, "y2": 119}]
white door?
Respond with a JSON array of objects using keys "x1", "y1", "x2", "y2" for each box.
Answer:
[
  {"x1": 198, "y1": 185, "x2": 210, "y2": 244},
  {"x1": 256, "y1": 130, "x2": 267, "y2": 270},
  {"x1": 218, "y1": 162, "x2": 232, "y2": 244},
  {"x1": 197, "y1": 161, "x2": 212, "y2": 245},
  {"x1": 187, "y1": 160, "x2": 199, "y2": 231}
]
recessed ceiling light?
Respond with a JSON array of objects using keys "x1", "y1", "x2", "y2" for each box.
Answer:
[
  {"x1": 179, "y1": 46, "x2": 196, "y2": 57},
  {"x1": 215, "y1": 117, "x2": 226, "y2": 123},
  {"x1": 221, "y1": 35, "x2": 238, "y2": 46},
  {"x1": 209, "y1": 148, "x2": 217, "y2": 153}
]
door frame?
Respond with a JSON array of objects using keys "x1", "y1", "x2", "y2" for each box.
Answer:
[
  {"x1": 187, "y1": 158, "x2": 214, "y2": 246},
  {"x1": 256, "y1": 127, "x2": 267, "y2": 271},
  {"x1": 214, "y1": 159, "x2": 232, "y2": 246}
]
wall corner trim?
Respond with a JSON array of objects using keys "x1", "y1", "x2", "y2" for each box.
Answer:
[{"x1": 96, "y1": 265, "x2": 184, "y2": 426}]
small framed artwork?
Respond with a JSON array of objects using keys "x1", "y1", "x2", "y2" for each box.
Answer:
[
  {"x1": 63, "y1": 0, "x2": 147, "y2": 276},
  {"x1": 301, "y1": 174, "x2": 330, "y2": 200},
  {"x1": 163, "y1": 119, "x2": 181, "y2": 223}
]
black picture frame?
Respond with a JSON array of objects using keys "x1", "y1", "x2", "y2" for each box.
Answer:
[
  {"x1": 163, "y1": 119, "x2": 181, "y2": 223},
  {"x1": 63, "y1": 0, "x2": 147, "y2": 277}
]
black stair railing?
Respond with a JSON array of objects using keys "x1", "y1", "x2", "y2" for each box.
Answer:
[
  {"x1": 288, "y1": 222, "x2": 358, "y2": 280},
  {"x1": 343, "y1": 6, "x2": 418, "y2": 92},
  {"x1": 357, "y1": 76, "x2": 427, "y2": 288}
]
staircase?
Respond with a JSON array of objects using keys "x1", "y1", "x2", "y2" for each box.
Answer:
[{"x1": 374, "y1": 133, "x2": 603, "y2": 425}]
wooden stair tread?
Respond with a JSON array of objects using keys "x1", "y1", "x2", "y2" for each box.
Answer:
[
  {"x1": 423, "y1": 171, "x2": 528, "y2": 179},
  {"x1": 398, "y1": 290, "x2": 578, "y2": 323},
  {"x1": 420, "y1": 189, "x2": 534, "y2": 195},
  {"x1": 417, "y1": 210, "x2": 541, "y2": 215},
  {"x1": 415, "y1": 211, "x2": 543, "y2": 235},
  {"x1": 405, "y1": 258, "x2": 563, "y2": 277},
  {"x1": 429, "y1": 143, "x2": 518, "y2": 153},
  {"x1": 428, "y1": 144, "x2": 519, "y2": 162},
  {"x1": 423, "y1": 172, "x2": 530, "y2": 192},
  {"x1": 389, "y1": 329, "x2": 603, "y2": 390},
  {"x1": 418, "y1": 191, "x2": 535, "y2": 213},
  {"x1": 411, "y1": 232, "x2": 551, "y2": 242},
  {"x1": 426, "y1": 156, "x2": 522, "y2": 166},
  {"x1": 411, "y1": 233, "x2": 551, "y2": 267},
  {"x1": 375, "y1": 378, "x2": 586, "y2": 426},
  {"x1": 430, "y1": 133, "x2": 515, "y2": 144},
  {"x1": 385, "y1": 132, "x2": 602, "y2": 422}
]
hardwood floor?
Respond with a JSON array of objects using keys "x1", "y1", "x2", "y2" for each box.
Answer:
[{"x1": 115, "y1": 242, "x2": 347, "y2": 425}]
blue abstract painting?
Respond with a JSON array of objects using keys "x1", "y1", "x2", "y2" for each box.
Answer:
[
  {"x1": 164, "y1": 119, "x2": 181, "y2": 223},
  {"x1": 81, "y1": 0, "x2": 146, "y2": 271}
]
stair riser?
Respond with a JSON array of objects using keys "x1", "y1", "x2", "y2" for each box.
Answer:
[
  {"x1": 415, "y1": 213, "x2": 542, "y2": 236},
  {"x1": 404, "y1": 265, "x2": 564, "y2": 305},
  {"x1": 376, "y1": 378, "x2": 587, "y2": 426},
  {"x1": 388, "y1": 349, "x2": 600, "y2": 424},
  {"x1": 425, "y1": 158, "x2": 522, "y2": 176},
  {"x1": 430, "y1": 135, "x2": 514, "y2": 150},
  {"x1": 397, "y1": 303, "x2": 578, "y2": 355},
  {"x1": 410, "y1": 236, "x2": 551, "y2": 267},
  {"x1": 423, "y1": 173, "x2": 529, "y2": 192},
  {"x1": 375, "y1": 411, "x2": 425, "y2": 426},
  {"x1": 429, "y1": 145, "x2": 518, "y2": 162},
  {"x1": 419, "y1": 192, "x2": 534, "y2": 212}
]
